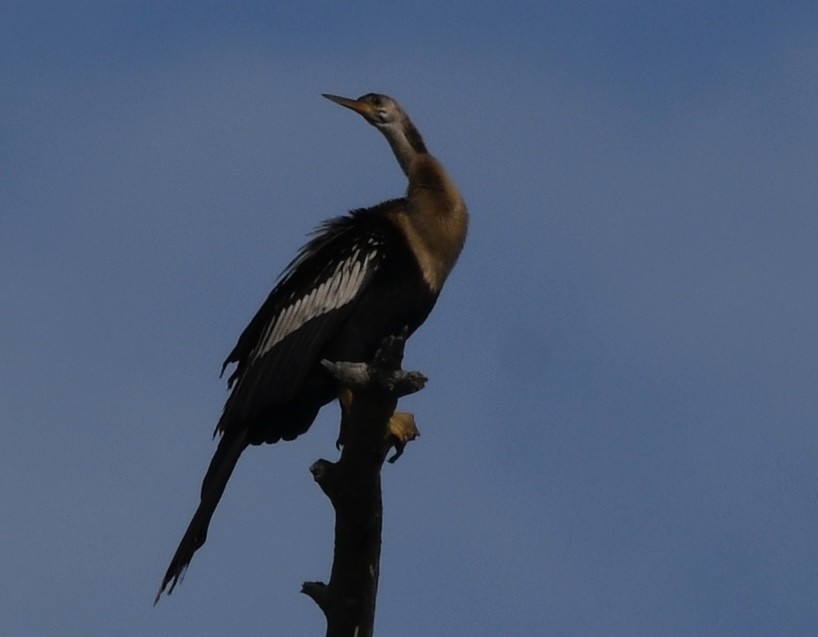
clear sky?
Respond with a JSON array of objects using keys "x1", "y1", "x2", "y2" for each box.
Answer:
[{"x1": 3, "y1": 2, "x2": 818, "y2": 635}]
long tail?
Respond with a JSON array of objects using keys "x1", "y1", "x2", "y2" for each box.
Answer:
[{"x1": 155, "y1": 427, "x2": 248, "y2": 603}]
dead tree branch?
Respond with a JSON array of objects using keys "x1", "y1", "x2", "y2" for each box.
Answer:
[{"x1": 302, "y1": 334, "x2": 425, "y2": 637}]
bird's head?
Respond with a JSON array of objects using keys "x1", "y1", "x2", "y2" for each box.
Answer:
[
  {"x1": 322, "y1": 92, "x2": 427, "y2": 174},
  {"x1": 322, "y1": 93, "x2": 406, "y2": 131}
]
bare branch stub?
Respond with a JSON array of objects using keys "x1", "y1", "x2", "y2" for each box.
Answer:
[{"x1": 304, "y1": 333, "x2": 424, "y2": 637}]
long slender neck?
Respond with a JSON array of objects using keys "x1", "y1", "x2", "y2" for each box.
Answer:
[
  {"x1": 378, "y1": 116, "x2": 428, "y2": 176},
  {"x1": 380, "y1": 117, "x2": 468, "y2": 293}
]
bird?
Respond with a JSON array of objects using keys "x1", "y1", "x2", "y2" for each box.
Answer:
[{"x1": 155, "y1": 92, "x2": 468, "y2": 601}]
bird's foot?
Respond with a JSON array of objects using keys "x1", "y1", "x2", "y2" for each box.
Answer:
[{"x1": 386, "y1": 411, "x2": 419, "y2": 463}]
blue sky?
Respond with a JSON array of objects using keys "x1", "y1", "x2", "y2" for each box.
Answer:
[{"x1": 3, "y1": 2, "x2": 818, "y2": 635}]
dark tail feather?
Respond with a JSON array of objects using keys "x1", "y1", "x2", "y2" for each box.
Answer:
[{"x1": 154, "y1": 428, "x2": 248, "y2": 603}]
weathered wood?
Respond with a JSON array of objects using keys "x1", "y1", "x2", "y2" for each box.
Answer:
[{"x1": 303, "y1": 334, "x2": 424, "y2": 636}]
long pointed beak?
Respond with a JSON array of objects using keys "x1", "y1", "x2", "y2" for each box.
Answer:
[{"x1": 322, "y1": 93, "x2": 375, "y2": 118}]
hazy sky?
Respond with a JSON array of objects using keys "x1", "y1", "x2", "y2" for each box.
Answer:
[{"x1": 3, "y1": 2, "x2": 818, "y2": 635}]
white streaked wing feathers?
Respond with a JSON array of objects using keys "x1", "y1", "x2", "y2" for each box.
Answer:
[{"x1": 253, "y1": 250, "x2": 375, "y2": 359}]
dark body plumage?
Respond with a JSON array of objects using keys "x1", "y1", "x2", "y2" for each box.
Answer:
[
  {"x1": 157, "y1": 93, "x2": 467, "y2": 600},
  {"x1": 218, "y1": 200, "x2": 437, "y2": 445}
]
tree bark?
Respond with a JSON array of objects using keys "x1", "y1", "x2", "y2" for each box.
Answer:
[{"x1": 302, "y1": 334, "x2": 424, "y2": 637}]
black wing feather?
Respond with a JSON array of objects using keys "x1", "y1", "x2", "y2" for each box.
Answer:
[{"x1": 215, "y1": 200, "x2": 406, "y2": 436}]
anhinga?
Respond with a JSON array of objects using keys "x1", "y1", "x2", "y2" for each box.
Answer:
[{"x1": 156, "y1": 93, "x2": 468, "y2": 600}]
